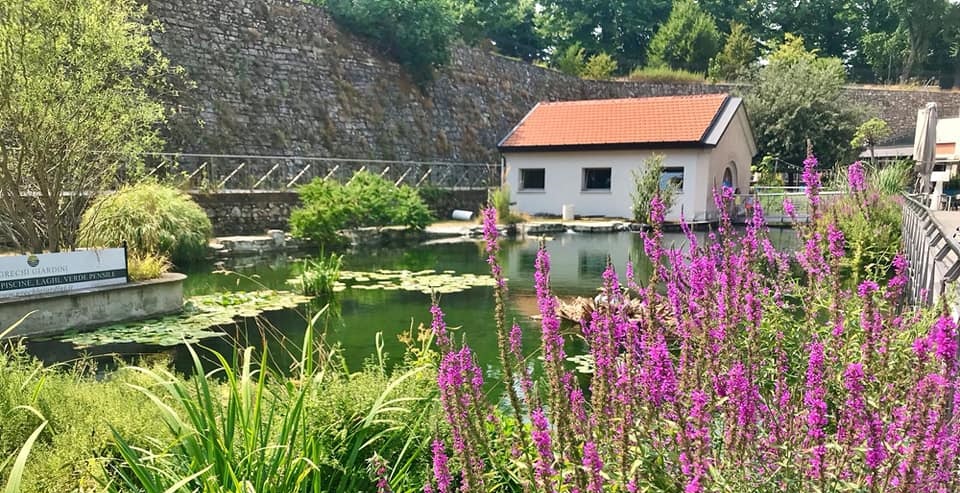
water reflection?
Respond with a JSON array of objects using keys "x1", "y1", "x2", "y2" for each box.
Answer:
[{"x1": 22, "y1": 228, "x2": 800, "y2": 374}]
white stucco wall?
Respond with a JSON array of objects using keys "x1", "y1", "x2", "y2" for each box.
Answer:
[
  {"x1": 504, "y1": 148, "x2": 704, "y2": 221},
  {"x1": 503, "y1": 108, "x2": 755, "y2": 222}
]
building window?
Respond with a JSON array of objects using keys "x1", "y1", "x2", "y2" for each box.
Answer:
[
  {"x1": 660, "y1": 167, "x2": 684, "y2": 192},
  {"x1": 520, "y1": 168, "x2": 545, "y2": 190},
  {"x1": 582, "y1": 168, "x2": 612, "y2": 191}
]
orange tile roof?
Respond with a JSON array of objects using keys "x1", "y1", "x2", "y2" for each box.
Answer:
[{"x1": 499, "y1": 94, "x2": 730, "y2": 150}]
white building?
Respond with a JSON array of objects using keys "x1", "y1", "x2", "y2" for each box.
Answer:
[{"x1": 498, "y1": 94, "x2": 757, "y2": 222}]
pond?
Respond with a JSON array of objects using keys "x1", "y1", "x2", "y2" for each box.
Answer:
[{"x1": 22, "y1": 228, "x2": 800, "y2": 375}]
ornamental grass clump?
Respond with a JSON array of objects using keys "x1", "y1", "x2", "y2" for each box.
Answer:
[{"x1": 425, "y1": 152, "x2": 959, "y2": 492}]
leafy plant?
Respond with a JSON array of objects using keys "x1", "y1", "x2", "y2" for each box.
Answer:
[
  {"x1": 552, "y1": 42, "x2": 586, "y2": 76},
  {"x1": 313, "y1": 0, "x2": 457, "y2": 85},
  {"x1": 708, "y1": 21, "x2": 756, "y2": 81},
  {"x1": 127, "y1": 252, "x2": 171, "y2": 282},
  {"x1": 488, "y1": 187, "x2": 522, "y2": 224},
  {"x1": 105, "y1": 319, "x2": 438, "y2": 492},
  {"x1": 297, "y1": 252, "x2": 343, "y2": 297},
  {"x1": 78, "y1": 182, "x2": 212, "y2": 267},
  {"x1": 871, "y1": 160, "x2": 913, "y2": 195},
  {"x1": 646, "y1": 0, "x2": 722, "y2": 73},
  {"x1": 290, "y1": 171, "x2": 433, "y2": 245},
  {"x1": 630, "y1": 154, "x2": 677, "y2": 224},
  {"x1": 581, "y1": 52, "x2": 618, "y2": 79}
]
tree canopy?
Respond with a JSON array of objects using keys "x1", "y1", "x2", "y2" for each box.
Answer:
[
  {"x1": 744, "y1": 35, "x2": 860, "y2": 170},
  {"x1": 646, "y1": 0, "x2": 722, "y2": 73},
  {"x1": 0, "y1": 0, "x2": 168, "y2": 252}
]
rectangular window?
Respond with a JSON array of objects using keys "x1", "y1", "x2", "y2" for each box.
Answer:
[
  {"x1": 659, "y1": 167, "x2": 684, "y2": 192},
  {"x1": 519, "y1": 168, "x2": 545, "y2": 190},
  {"x1": 582, "y1": 168, "x2": 612, "y2": 191}
]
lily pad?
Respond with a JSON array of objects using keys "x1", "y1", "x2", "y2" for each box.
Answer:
[
  {"x1": 60, "y1": 290, "x2": 311, "y2": 349},
  {"x1": 311, "y1": 269, "x2": 499, "y2": 295}
]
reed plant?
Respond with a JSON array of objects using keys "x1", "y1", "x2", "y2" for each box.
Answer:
[
  {"x1": 297, "y1": 252, "x2": 343, "y2": 297},
  {"x1": 104, "y1": 311, "x2": 439, "y2": 492}
]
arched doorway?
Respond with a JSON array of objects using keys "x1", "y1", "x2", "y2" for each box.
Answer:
[{"x1": 722, "y1": 165, "x2": 735, "y2": 190}]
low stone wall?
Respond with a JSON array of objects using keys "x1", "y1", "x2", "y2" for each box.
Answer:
[
  {"x1": 192, "y1": 188, "x2": 490, "y2": 235},
  {"x1": 1, "y1": 273, "x2": 186, "y2": 338}
]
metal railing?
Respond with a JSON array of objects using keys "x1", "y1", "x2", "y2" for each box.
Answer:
[
  {"x1": 901, "y1": 193, "x2": 960, "y2": 305},
  {"x1": 128, "y1": 153, "x2": 501, "y2": 191}
]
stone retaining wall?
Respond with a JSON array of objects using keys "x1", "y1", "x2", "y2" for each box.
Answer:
[{"x1": 146, "y1": 0, "x2": 960, "y2": 163}]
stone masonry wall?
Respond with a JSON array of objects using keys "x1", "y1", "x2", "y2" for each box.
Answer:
[{"x1": 147, "y1": 0, "x2": 960, "y2": 164}]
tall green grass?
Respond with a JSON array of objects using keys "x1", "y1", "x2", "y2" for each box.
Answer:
[
  {"x1": 78, "y1": 181, "x2": 212, "y2": 267},
  {"x1": 870, "y1": 160, "x2": 913, "y2": 195},
  {"x1": 627, "y1": 66, "x2": 706, "y2": 83},
  {"x1": 105, "y1": 312, "x2": 439, "y2": 492},
  {"x1": 297, "y1": 252, "x2": 343, "y2": 297}
]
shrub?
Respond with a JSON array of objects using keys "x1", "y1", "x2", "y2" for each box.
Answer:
[
  {"x1": 290, "y1": 171, "x2": 433, "y2": 245},
  {"x1": 78, "y1": 182, "x2": 212, "y2": 267},
  {"x1": 126, "y1": 252, "x2": 172, "y2": 281},
  {"x1": 630, "y1": 154, "x2": 677, "y2": 223},
  {"x1": 581, "y1": 52, "x2": 618, "y2": 79},
  {"x1": 552, "y1": 42, "x2": 586, "y2": 76},
  {"x1": 627, "y1": 65, "x2": 706, "y2": 83},
  {"x1": 314, "y1": 0, "x2": 457, "y2": 85},
  {"x1": 871, "y1": 159, "x2": 913, "y2": 195},
  {"x1": 487, "y1": 187, "x2": 522, "y2": 224}
]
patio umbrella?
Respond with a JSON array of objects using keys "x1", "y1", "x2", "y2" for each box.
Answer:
[{"x1": 914, "y1": 102, "x2": 938, "y2": 193}]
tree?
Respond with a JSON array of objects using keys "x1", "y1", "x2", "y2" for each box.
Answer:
[
  {"x1": 647, "y1": 0, "x2": 722, "y2": 73},
  {"x1": 708, "y1": 22, "x2": 757, "y2": 81},
  {"x1": 0, "y1": 0, "x2": 167, "y2": 253},
  {"x1": 851, "y1": 118, "x2": 892, "y2": 164},
  {"x1": 535, "y1": 0, "x2": 672, "y2": 71},
  {"x1": 581, "y1": 52, "x2": 618, "y2": 79},
  {"x1": 889, "y1": 0, "x2": 948, "y2": 82},
  {"x1": 456, "y1": 0, "x2": 544, "y2": 61},
  {"x1": 861, "y1": 29, "x2": 910, "y2": 83},
  {"x1": 744, "y1": 34, "x2": 860, "y2": 169},
  {"x1": 319, "y1": 0, "x2": 458, "y2": 84},
  {"x1": 553, "y1": 42, "x2": 587, "y2": 76},
  {"x1": 631, "y1": 154, "x2": 677, "y2": 224}
]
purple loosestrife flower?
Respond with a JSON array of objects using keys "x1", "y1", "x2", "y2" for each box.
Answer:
[
  {"x1": 929, "y1": 315, "x2": 957, "y2": 369},
  {"x1": 535, "y1": 247, "x2": 565, "y2": 366},
  {"x1": 430, "y1": 304, "x2": 450, "y2": 350},
  {"x1": 641, "y1": 332, "x2": 677, "y2": 407},
  {"x1": 804, "y1": 340, "x2": 827, "y2": 479},
  {"x1": 680, "y1": 389, "x2": 711, "y2": 493},
  {"x1": 582, "y1": 441, "x2": 604, "y2": 493},
  {"x1": 530, "y1": 408, "x2": 556, "y2": 492},
  {"x1": 839, "y1": 363, "x2": 866, "y2": 445},
  {"x1": 783, "y1": 198, "x2": 796, "y2": 220},
  {"x1": 803, "y1": 153, "x2": 822, "y2": 213},
  {"x1": 848, "y1": 160, "x2": 866, "y2": 193},
  {"x1": 887, "y1": 253, "x2": 909, "y2": 300},
  {"x1": 826, "y1": 223, "x2": 845, "y2": 260},
  {"x1": 481, "y1": 207, "x2": 504, "y2": 287},
  {"x1": 432, "y1": 440, "x2": 452, "y2": 493},
  {"x1": 649, "y1": 195, "x2": 666, "y2": 225}
]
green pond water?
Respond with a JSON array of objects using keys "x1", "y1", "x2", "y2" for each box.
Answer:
[{"x1": 22, "y1": 229, "x2": 799, "y2": 375}]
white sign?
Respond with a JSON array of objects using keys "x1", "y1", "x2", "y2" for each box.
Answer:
[{"x1": 0, "y1": 248, "x2": 127, "y2": 299}]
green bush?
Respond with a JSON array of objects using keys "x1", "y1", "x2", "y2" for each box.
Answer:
[
  {"x1": 290, "y1": 171, "x2": 433, "y2": 245},
  {"x1": 581, "y1": 52, "x2": 618, "y2": 79},
  {"x1": 631, "y1": 154, "x2": 677, "y2": 223},
  {"x1": 314, "y1": 0, "x2": 457, "y2": 85},
  {"x1": 0, "y1": 346, "x2": 171, "y2": 492},
  {"x1": 78, "y1": 182, "x2": 212, "y2": 267}
]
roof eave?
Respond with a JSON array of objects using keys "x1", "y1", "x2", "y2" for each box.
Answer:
[{"x1": 498, "y1": 141, "x2": 714, "y2": 153}]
